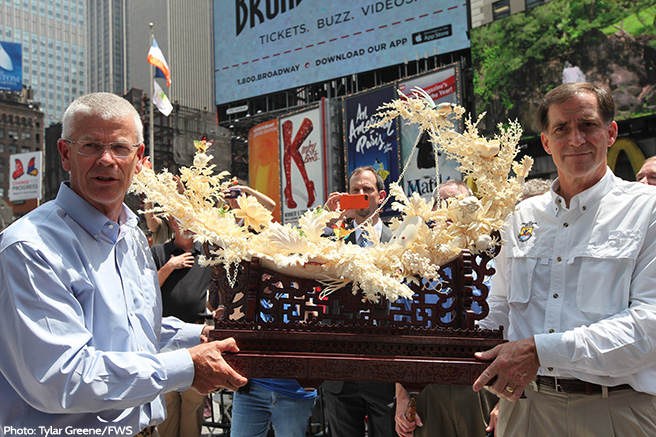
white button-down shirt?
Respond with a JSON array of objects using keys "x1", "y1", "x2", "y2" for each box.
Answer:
[{"x1": 479, "y1": 168, "x2": 656, "y2": 394}]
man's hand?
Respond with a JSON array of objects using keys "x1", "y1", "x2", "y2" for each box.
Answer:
[
  {"x1": 324, "y1": 192, "x2": 343, "y2": 212},
  {"x1": 473, "y1": 337, "x2": 540, "y2": 401},
  {"x1": 188, "y1": 338, "x2": 248, "y2": 393},
  {"x1": 167, "y1": 252, "x2": 194, "y2": 270},
  {"x1": 487, "y1": 402, "x2": 499, "y2": 436},
  {"x1": 394, "y1": 383, "x2": 423, "y2": 437}
]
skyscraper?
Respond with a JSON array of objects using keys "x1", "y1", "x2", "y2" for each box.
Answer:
[
  {"x1": 0, "y1": 0, "x2": 86, "y2": 125},
  {"x1": 87, "y1": 0, "x2": 127, "y2": 95},
  {"x1": 126, "y1": 0, "x2": 215, "y2": 112}
]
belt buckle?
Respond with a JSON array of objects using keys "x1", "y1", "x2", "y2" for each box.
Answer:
[{"x1": 553, "y1": 376, "x2": 564, "y2": 393}]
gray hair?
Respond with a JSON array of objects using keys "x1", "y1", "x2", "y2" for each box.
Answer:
[
  {"x1": 62, "y1": 92, "x2": 143, "y2": 143},
  {"x1": 537, "y1": 82, "x2": 615, "y2": 132},
  {"x1": 521, "y1": 178, "x2": 552, "y2": 200}
]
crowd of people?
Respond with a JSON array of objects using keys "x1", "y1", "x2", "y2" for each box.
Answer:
[{"x1": 1, "y1": 81, "x2": 656, "y2": 437}]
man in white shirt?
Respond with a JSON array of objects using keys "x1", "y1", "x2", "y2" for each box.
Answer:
[{"x1": 474, "y1": 82, "x2": 656, "y2": 435}]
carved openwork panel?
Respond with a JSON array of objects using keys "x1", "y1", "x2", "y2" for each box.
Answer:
[{"x1": 209, "y1": 249, "x2": 495, "y2": 330}]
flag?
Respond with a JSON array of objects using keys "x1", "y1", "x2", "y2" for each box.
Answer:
[
  {"x1": 153, "y1": 80, "x2": 173, "y2": 116},
  {"x1": 147, "y1": 38, "x2": 171, "y2": 87}
]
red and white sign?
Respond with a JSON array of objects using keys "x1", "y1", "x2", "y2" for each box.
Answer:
[{"x1": 9, "y1": 151, "x2": 42, "y2": 201}]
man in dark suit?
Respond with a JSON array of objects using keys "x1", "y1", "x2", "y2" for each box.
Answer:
[{"x1": 322, "y1": 166, "x2": 395, "y2": 437}]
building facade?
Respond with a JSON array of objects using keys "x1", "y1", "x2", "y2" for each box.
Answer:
[
  {"x1": 0, "y1": 88, "x2": 44, "y2": 213},
  {"x1": 126, "y1": 0, "x2": 215, "y2": 112},
  {"x1": 0, "y1": 0, "x2": 86, "y2": 125},
  {"x1": 86, "y1": 0, "x2": 127, "y2": 95}
]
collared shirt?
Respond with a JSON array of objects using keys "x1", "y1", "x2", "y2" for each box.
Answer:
[
  {"x1": 354, "y1": 219, "x2": 383, "y2": 246},
  {"x1": 0, "y1": 183, "x2": 204, "y2": 433},
  {"x1": 479, "y1": 168, "x2": 656, "y2": 394}
]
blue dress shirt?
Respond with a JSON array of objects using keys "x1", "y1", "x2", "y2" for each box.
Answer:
[{"x1": 0, "y1": 183, "x2": 204, "y2": 435}]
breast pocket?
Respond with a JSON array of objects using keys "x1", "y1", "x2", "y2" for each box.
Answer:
[
  {"x1": 506, "y1": 256, "x2": 537, "y2": 305},
  {"x1": 574, "y1": 230, "x2": 640, "y2": 316},
  {"x1": 506, "y1": 243, "x2": 542, "y2": 305}
]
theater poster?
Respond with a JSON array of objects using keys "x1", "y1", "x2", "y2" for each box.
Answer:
[
  {"x1": 344, "y1": 86, "x2": 399, "y2": 217},
  {"x1": 279, "y1": 106, "x2": 325, "y2": 225},
  {"x1": 398, "y1": 65, "x2": 463, "y2": 202},
  {"x1": 248, "y1": 119, "x2": 282, "y2": 223}
]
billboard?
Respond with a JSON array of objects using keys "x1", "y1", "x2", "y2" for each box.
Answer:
[
  {"x1": 248, "y1": 119, "x2": 282, "y2": 222},
  {"x1": 279, "y1": 105, "x2": 325, "y2": 224},
  {"x1": 344, "y1": 85, "x2": 398, "y2": 217},
  {"x1": 9, "y1": 152, "x2": 42, "y2": 201},
  {"x1": 215, "y1": 0, "x2": 470, "y2": 104},
  {"x1": 0, "y1": 41, "x2": 22, "y2": 92},
  {"x1": 471, "y1": 0, "x2": 656, "y2": 137},
  {"x1": 398, "y1": 65, "x2": 463, "y2": 201}
]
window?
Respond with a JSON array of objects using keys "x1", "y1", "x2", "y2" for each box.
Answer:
[
  {"x1": 526, "y1": 0, "x2": 545, "y2": 11},
  {"x1": 0, "y1": 157, "x2": 4, "y2": 168},
  {"x1": 493, "y1": 0, "x2": 511, "y2": 20},
  {"x1": 0, "y1": 143, "x2": 4, "y2": 153},
  {"x1": 21, "y1": 146, "x2": 30, "y2": 153},
  {"x1": 8, "y1": 130, "x2": 18, "y2": 140},
  {"x1": 0, "y1": 128, "x2": 4, "y2": 138},
  {"x1": 8, "y1": 145, "x2": 17, "y2": 154},
  {"x1": 21, "y1": 132, "x2": 31, "y2": 140}
]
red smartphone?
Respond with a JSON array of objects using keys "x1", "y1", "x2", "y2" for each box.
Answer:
[{"x1": 339, "y1": 194, "x2": 369, "y2": 209}]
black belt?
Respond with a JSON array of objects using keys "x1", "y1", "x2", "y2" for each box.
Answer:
[
  {"x1": 133, "y1": 426, "x2": 155, "y2": 437},
  {"x1": 535, "y1": 376, "x2": 632, "y2": 395}
]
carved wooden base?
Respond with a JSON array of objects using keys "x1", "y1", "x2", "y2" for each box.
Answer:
[{"x1": 208, "y1": 249, "x2": 504, "y2": 390}]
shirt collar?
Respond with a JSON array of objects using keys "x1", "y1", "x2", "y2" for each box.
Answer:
[
  {"x1": 550, "y1": 167, "x2": 615, "y2": 215},
  {"x1": 355, "y1": 218, "x2": 383, "y2": 239},
  {"x1": 55, "y1": 182, "x2": 137, "y2": 243}
]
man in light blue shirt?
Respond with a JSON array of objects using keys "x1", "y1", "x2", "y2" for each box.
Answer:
[{"x1": 0, "y1": 93, "x2": 247, "y2": 436}]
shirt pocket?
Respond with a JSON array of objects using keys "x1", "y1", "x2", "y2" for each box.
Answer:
[
  {"x1": 574, "y1": 230, "x2": 640, "y2": 316},
  {"x1": 506, "y1": 245, "x2": 540, "y2": 305}
]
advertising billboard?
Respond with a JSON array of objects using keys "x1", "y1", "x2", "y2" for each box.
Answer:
[
  {"x1": 0, "y1": 41, "x2": 22, "y2": 92},
  {"x1": 248, "y1": 119, "x2": 282, "y2": 222},
  {"x1": 471, "y1": 0, "x2": 656, "y2": 137},
  {"x1": 279, "y1": 105, "x2": 325, "y2": 224},
  {"x1": 215, "y1": 0, "x2": 470, "y2": 104},
  {"x1": 398, "y1": 65, "x2": 463, "y2": 201},
  {"x1": 9, "y1": 152, "x2": 42, "y2": 201},
  {"x1": 344, "y1": 85, "x2": 398, "y2": 217}
]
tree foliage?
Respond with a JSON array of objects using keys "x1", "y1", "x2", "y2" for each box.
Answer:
[{"x1": 472, "y1": 0, "x2": 656, "y2": 120}]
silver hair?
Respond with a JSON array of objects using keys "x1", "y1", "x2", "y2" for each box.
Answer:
[
  {"x1": 521, "y1": 178, "x2": 552, "y2": 200},
  {"x1": 61, "y1": 92, "x2": 143, "y2": 143}
]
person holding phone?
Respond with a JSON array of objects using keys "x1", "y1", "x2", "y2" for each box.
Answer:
[{"x1": 322, "y1": 166, "x2": 396, "y2": 437}]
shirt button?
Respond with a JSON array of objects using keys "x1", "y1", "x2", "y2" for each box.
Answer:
[
  {"x1": 582, "y1": 206, "x2": 587, "y2": 211},
  {"x1": 549, "y1": 329, "x2": 554, "y2": 333},
  {"x1": 563, "y1": 223, "x2": 569, "y2": 228},
  {"x1": 553, "y1": 293, "x2": 559, "y2": 299},
  {"x1": 557, "y1": 256, "x2": 562, "y2": 262},
  {"x1": 548, "y1": 367, "x2": 554, "y2": 371},
  {"x1": 108, "y1": 224, "x2": 114, "y2": 229}
]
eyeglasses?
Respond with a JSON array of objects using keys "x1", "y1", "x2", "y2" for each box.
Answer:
[{"x1": 62, "y1": 139, "x2": 140, "y2": 159}]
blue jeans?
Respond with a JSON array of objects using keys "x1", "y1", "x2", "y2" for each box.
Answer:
[{"x1": 230, "y1": 382, "x2": 316, "y2": 437}]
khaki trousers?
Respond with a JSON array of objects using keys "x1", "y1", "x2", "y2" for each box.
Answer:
[
  {"x1": 498, "y1": 382, "x2": 656, "y2": 437},
  {"x1": 413, "y1": 384, "x2": 497, "y2": 437},
  {"x1": 156, "y1": 388, "x2": 205, "y2": 437}
]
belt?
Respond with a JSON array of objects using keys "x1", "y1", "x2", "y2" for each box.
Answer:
[
  {"x1": 133, "y1": 426, "x2": 155, "y2": 437},
  {"x1": 535, "y1": 376, "x2": 632, "y2": 395}
]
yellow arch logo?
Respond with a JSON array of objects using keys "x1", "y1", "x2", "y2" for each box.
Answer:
[{"x1": 607, "y1": 138, "x2": 645, "y2": 176}]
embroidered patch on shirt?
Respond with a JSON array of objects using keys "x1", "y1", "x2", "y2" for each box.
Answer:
[{"x1": 518, "y1": 221, "x2": 536, "y2": 242}]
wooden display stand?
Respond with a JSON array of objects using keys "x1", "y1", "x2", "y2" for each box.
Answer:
[{"x1": 208, "y1": 248, "x2": 504, "y2": 391}]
